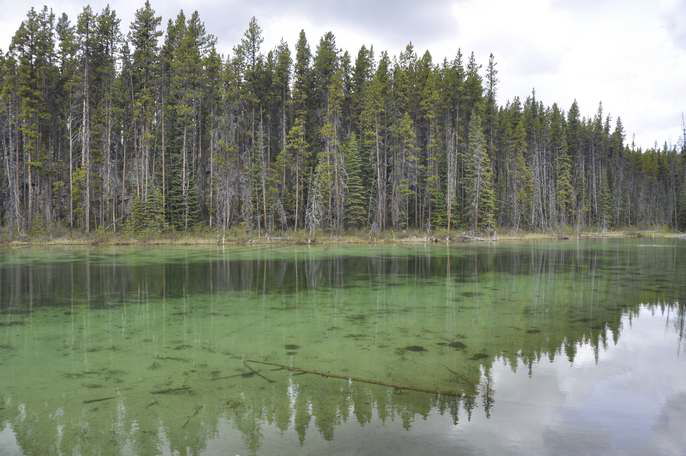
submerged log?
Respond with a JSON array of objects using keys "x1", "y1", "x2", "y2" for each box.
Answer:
[
  {"x1": 154, "y1": 355, "x2": 189, "y2": 362},
  {"x1": 242, "y1": 359, "x2": 275, "y2": 383},
  {"x1": 182, "y1": 405, "x2": 203, "y2": 428},
  {"x1": 150, "y1": 385, "x2": 192, "y2": 395},
  {"x1": 83, "y1": 396, "x2": 116, "y2": 404},
  {"x1": 443, "y1": 365, "x2": 474, "y2": 386},
  {"x1": 245, "y1": 359, "x2": 459, "y2": 397}
]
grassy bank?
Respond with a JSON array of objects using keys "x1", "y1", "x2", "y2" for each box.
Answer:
[{"x1": 1, "y1": 226, "x2": 683, "y2": 247}]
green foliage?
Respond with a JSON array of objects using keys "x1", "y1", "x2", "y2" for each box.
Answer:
[
  {"x1": 0, "y1": 8, "x2": 682, "y2": 237},
  {"x1": 465, "y1": 110, "x2": 496, "y2": 233},
  {"x1": 430, "y1": 179, "x2": 448, "y2": 229},
  {"x1": 166, "y1": 153, "x2": 185, "y2": 231},
  {"x1": 126, "y1": 188, "x2": 167, "y2": 234},
  {"x1": 395, "y1": 113, "x2": 418, "y2": 229},
  {"x1": 512, "y1": 118, "x2": 533, "y2": 229},
  {"x1": 127, "y1": 194, "x2": 146, "y2": 233},
  {"x1": 71, "y1": 167, "x2": 87, "y2": 227},
  {"x1": 343, "y1": 134, "x2": 367, "y2": 228},
  {"x1": 186, "y1": 178, "x2": 202, "y2": 230},
  {"x1": 599, "y1": 171, "x2": 613, "y2": 230},
  {"x1": 678, "y1": 182, "x2": 686, "y2": 231},
  {"x1": 285, "y1": 117, "x2": 310, "y2": 229},
  {"x1": 146, "y1": 187, "x2": 166, "y2": 232},
  {"x1": 556, "y1": 150, "x2": 574, "y2": 226}
]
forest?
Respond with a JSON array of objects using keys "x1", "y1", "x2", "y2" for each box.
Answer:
[{"x1": 1, "y1": 2, "x2": 685, "y2": 238}]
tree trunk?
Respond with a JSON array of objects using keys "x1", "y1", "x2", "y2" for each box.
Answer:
[{"x1": 82, "y1": 59, "x2": 90, "y2": 233}]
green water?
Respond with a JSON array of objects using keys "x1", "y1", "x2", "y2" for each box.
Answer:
[{"x1": 0, "y1": 240, "x2": 684, "y2": 455}]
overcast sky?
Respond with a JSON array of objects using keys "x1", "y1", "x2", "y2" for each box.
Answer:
[{"x1": 1, "y1": 0, "x2": 684, "y2": 149}]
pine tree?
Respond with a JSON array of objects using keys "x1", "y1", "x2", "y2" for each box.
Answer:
[
  {"x1": 351, "y1": 45, "x2": 373, "y2": 138},
  {"x1": 484, "y1": 53, "x2": 498, "y2": 160},
  {"x1": 129, "y1": 1, "x2": 162, "y2": 200},
  {"x1": 146, "y1": 186, "x2": 166, "y2": 232},
  {"x1": 465, "y1": 109, "x2": 496, "y2": 233},
  {"x1": 420, "y1": 53, "x2": 442, "y2": 230},
  {"x1": 599, "y1": 171, "x2": 612, "y2": 231},
  {"x1": 76, "y1": 6, "x2": 97, "y2": 233},
  {"x1": 93, "y1": 6, "x2": 120, "y2": 231},
  {"x1": 461, "y1": 52, "x2": 483, "y2": 139},
  {"x1": 678, "y1": 181, "x2": 686, "y2": 231},
  {"x1": 11, "y1": 6, "x2": 56, "y2": 230},
  {"x1": 292, "y1": 30, "x2": 311, "y2": 120},
  {"x1": 556, "y1": 149, "x2": 574, "y2": 226},
  {"x1": 362, "y1": 51, "x2": 390, "y2": 232},
  {"x1": 550, "y1": 103, "x2": 574, "y2": 227},
  {"x1": 167, "y1": 152, "x2": 185, "y2": 230},
  {"x1": 318, "y1": 66, "x2": 346, "y2": 232},
  {"x1": 56, "y1": 13, "x2": 79, "y2": 229},
  {"x1": 512, "y1": 118, "x2": 532, "y2": 230},
  {"x1": 186, "y1": 176, "x2": 201, "y2": 229},
  {"x1": 271, "y1": 143, "x2": 289, "y2": 230},
  {"x1": 431, "y1": 184, "x2": 448, "y2": 229},
  {"x1": 343, "y1": 134, "x2": 366, "y2": 228},
  {"x1": 393, "y1": 112, "x2": 418, "y2": 230},
  {"x1": 286, "y1": 117, "x2": 310, "y2": 230},
  {"x1": 0, "y1": 5, "x2": 682, "y2": 236},
  {"x1": 128, "y1": 194, "x2": 146, "y2": 233}
]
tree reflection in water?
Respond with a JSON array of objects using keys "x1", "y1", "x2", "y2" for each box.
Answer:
[{"x1": 0, "y1": 241, "x2": 685, "y2": 455}]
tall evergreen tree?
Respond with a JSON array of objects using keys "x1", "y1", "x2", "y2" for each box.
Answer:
[
  {"x1": 0, "y1": 5, "x2": 682, "y2": 237},
  {"x1": 343, "y1": 134, "x2": 366, "y2": 228},
  {"x1": 678, "y1": 181, "x2": 686, "y2": 231},
  {"x1": 465, "y1": 109, "x2": 496, "y2": 233}
]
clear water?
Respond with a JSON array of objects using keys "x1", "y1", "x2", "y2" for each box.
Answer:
[{"x1": 0, "y1": 240, "x2": 684, "y2": 456}]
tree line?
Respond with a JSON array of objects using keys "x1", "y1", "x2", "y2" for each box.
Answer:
[{"x1": 1, "y1": 2, "x2": 685, "y2": 237}]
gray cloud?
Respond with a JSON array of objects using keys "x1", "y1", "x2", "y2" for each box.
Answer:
[
  {"x1": 237, "y1": 0, "x2": 456, "y2": 44},
  {"x1": 0, "y1": 0, "x2": 457, "y2": 53},
  {"x1": 158, "y1": 0, "x2": 457, "y2": 55}
]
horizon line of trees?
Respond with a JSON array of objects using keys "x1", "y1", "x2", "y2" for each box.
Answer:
[{"x1": 1, "y1": 2, "x2": 686, "y2": 237}]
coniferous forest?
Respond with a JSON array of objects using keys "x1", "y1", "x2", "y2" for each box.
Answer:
[{"x1": 1, "y1": 2, "x2": 686, "y2": 238}]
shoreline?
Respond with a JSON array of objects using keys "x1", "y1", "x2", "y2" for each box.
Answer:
[{"x1": 1, "y1": 230, "x2": 683, "y2": 247}]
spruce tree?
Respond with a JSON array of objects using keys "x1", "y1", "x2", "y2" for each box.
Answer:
[
  {"x1": 166, "y1": 153, "x2": 185, "y2": 231},
  {"x1": 129, "y1": 1, "x2": 162, "y2": 199},
  {"x1": 146, "y1": 186, "x2": 166, "y2": 232},
  {"x1": 12, "y1": 6, "x2": 56, "y2": 230},
  {"x1": 556, "y1": 150, "x2": 574, "y2": 226},
  {"x1": 343, "y1": 134, "x2": 367, "y2": 228},
  {"x1": 512, "y1": 118, "x2": 533, "y2": 230},
  {"x1": 286, "y1": 117, "x2": 310, "y2": 230},
  {"x1": 599, "y1": 171, "x2": 612, "y2": 231},
  {"x1": 430, "y1": 183, "x2": 448, "y2": 229},
  {"x1": 678, "y1": 182, "x2": 686, "y2": 232},
  {"x1": 0, "y1": 5, "x2": 682, "y2": 236},
  {"x1": 129, "y1": 194, "x2": 146, "y2": 233},
  {"x1": 465, "y1": 109, "x2": 496, "y2": 233},
  {"x1": 56, "y1": 13, "x2": 79, "y2": 229},
  {"x1": 186, "y1": 174, "x2": 202, "y2": 230},
  {"x1": 395, "y1": 112, "x2": 418, "y2": 230}
]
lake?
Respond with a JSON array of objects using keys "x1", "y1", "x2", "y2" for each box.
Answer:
[{"x1": 0, "y1": 240, "x2": 685, "y2": 455}]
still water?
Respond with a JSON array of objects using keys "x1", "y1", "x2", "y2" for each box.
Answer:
[{"x1": 0, "y1": 240, "x2": 685, "y2": 455}]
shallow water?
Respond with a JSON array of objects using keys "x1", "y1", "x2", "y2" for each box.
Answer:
[{"x1": 0, "y1": 240, "x2": 684, "y2": 455}]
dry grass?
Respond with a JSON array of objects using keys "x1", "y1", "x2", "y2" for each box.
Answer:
[{"x1": 1, "y1": 226, "x2": 682, "y2": 247}]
